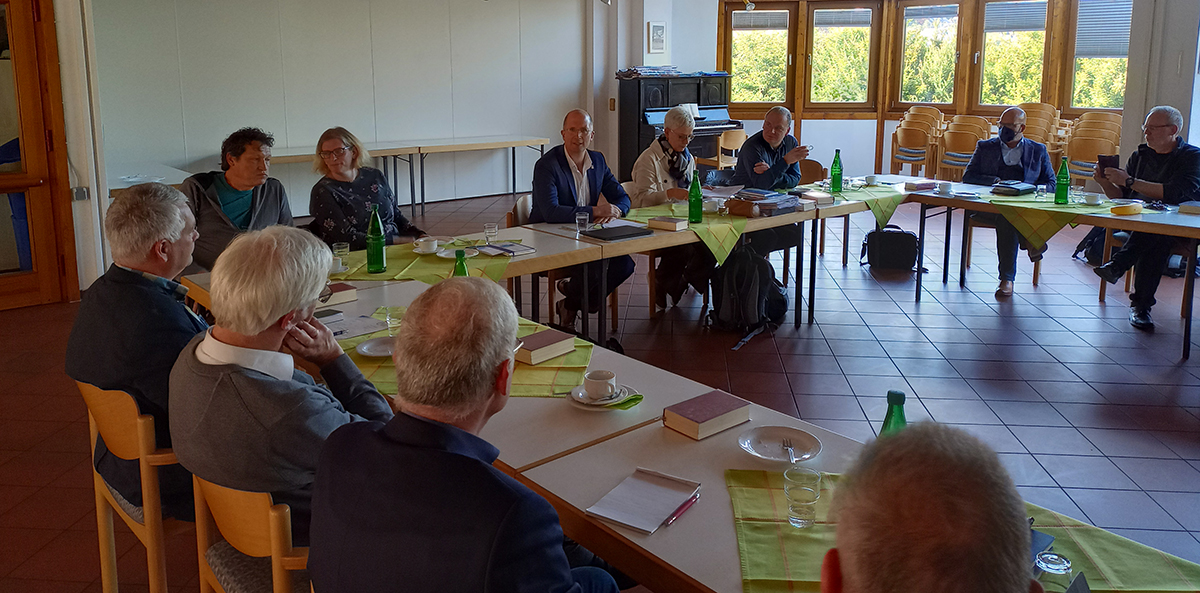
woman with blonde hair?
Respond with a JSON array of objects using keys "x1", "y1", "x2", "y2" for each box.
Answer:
[{"x1": 309, "y1": 127, "x2": 424, "y2": 249}]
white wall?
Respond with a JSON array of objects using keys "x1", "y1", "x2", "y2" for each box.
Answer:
[
  {"x1": 90, "y1": 0, "x2": 586, "y2": 217},
  {"x1": 1122, "y1": 0, "x2": 1200, "y2": 158}
]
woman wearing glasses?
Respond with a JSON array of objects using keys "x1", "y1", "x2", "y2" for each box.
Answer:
[
  {"x1": 309, "y1": 127, "x2": 424, "y2": 249},
  {"x1": 629, "y1": 106, "x2": 715, "y2": 308}
]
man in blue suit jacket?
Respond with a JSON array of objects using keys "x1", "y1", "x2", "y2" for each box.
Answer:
[
  {"x1": 531, "y1": 109, "x2": 635, "y2": 327},
  {"x1": 66, "y1": 183, "x2": 206, "y2": 521},
  {"x1": 309, "y1": 278, "x2": 621, "y2": 593},
  {"x1": 963, "y1": 107, "x2": 1056, "y2": 298}
]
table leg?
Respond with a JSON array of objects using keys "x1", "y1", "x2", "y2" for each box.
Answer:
[
  {"x1": 942, "y1": 206, "x2": 953, "y2": 285},
  {"x1": 916, "y1": 204, "x2": 928, "y2": 303},
  {"x1": 598, "y1": 258, "x2": 609, "y2": 346},
  {"x1": 959, "y1": 209, "x2": 970, "y2": 287},
  {"x1": 807, "y1": 219, "x2": 817, "y2": 325},
  {"x1": 580, "y1": 265, "x2": 590, "y2": 340},
  {"x1": 1184, "y1": 239, "x2": 1197, "y2": 360},
  {"x1": 408, "y1": 156, "x2": 417, "y2": 220},
  {"x1": 511, "y1": 146, "x2": 517, "y2": 201},
  {"x1": 842, "y1": 214, "x2": 850, "y2": 267},
  {"x1": 418, "y1": 154, "x2": 427, "y2": 219},
  {"x1": 532, "y1": 274, "x2": 541, "y2": 323},
  {"x1": 513, "y1": 275, "x2": 523, "y2": 316}
]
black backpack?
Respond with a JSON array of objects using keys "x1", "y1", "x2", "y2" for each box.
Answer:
[
  {"x1": 860, "y1": 224, "x2": 919, "y2": 270},
  {"x1": 1073, "y1": 227, "x2": 1129, "y2": 267},
  {"x1": 708, "y1": 246, "x2": 788, "y2": 341}
]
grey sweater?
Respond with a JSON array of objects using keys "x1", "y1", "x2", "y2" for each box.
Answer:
[
  {"x1": 169, "y1": 334, "x2": 393, "y2": 543},
  {"x1": 180, "y1": 171, "x2": 294, "y2": 271}
]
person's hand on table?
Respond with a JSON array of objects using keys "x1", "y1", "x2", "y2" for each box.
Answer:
[
  {"x1": 665, "y1": 187, "x2": 689, "y2": 202},
  {"x1": 284, "y1": 317, "x2": 342, "y2": 368},
  {"x1": 1102, "y1": 167, "x2": 1130, "y2": 187},
  {"x1": 592, "y1": 203, "x2": 621, "y2": 224},
  {"x1": 783, "y1": 145, "x2": 809, "y2": 165},
  {"x1": 753, "y1": 161, "x2": 770, "y2": 174},
  {"x1": 393, "y1": 235, "x2": 417, "y2": 245}
]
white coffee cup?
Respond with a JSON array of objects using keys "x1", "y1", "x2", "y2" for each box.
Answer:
[
  {"x1": 414, "y1": 237, "x2": 438, "y2": 253},
  {"x1": 330, "y1": 256, "x2": 343, "y2": 272},
  {"x1": 1084, "y1": 193, "x2": 1103, "y2": 205},
  {"x1": 583, "y1": 369, "x2": 618, "y2": 400},
  {"x1": 864, "y1": 174, "x2": 877, "y2": 186},
  {"x1": 703, "y1": 200, "x2": 719, "y2": 213},
  {"x1": 937, "y1": 181, "x2": 952, "y2": 194}
]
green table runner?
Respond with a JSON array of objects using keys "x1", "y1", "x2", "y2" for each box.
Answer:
[
  {"x1": 336, "y1": 308, "x2": 593, "y2": 398},
  {"x1": 329, "y1": 238, "x2": 513, "y2": 284},
  {"x1": 793, "y1": 184, "x2": 906, "y2": 228},
  {"x1": 727, "y1": 469, "x2": 1200, "y2": 593},
  {"x1": 986, "y1": 195, "x2": 1114, "y2": 251},
  {"x1": 625, "y1": 204, "x2": 748, "y2": 265}
]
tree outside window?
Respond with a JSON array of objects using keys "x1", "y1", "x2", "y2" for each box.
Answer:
[
  {"x1": 900, "y1": 4, "x2": 959, "y2": 104},
  {"x1": 731, "y1": 10, "x2": 789, "y2": 103},
  {"x1": 1071, "y1": 0, "x2": 1130, "y2": 109},
  {"x1": 811, "y1": 8, "x2": 873, "y2": 103},
  {"x1": 980, "y1": 0, "x2": 1047, "y2": 106}
]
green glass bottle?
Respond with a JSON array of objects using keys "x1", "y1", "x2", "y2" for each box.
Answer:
[
  {"x1": 687, "y1": 173, "x2": 703, "y2": 224},
  {"x1": 830, "y1": 149, "x2": 843, "y2": 193},
  {"x1": 880, "y1": 390, "x2": 907, "y2": 436},
  {"x1": 1054, "y1": 157, "x2": 1070, "y2": 205},
  {"x1": 366, "y1": 204, "x2": 386, "y2": 274},
  {"x1": 452, "y1": 249, "x2": 469, "y2": 277}
]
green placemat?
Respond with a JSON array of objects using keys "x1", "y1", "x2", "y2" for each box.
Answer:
[
  {"x1": 330, "y1": 239, "x2": 514, "y2": 284},
  {"x1": 626, "y1": 203, "x2": 749, "y2": 265},
  {"x1": 793, "y1": 184, "x2": 906, "y2": 228},
  {"x1": 336, "y1": 308, "x2": 593, "y2": 398},
  {"x1": 330, "y1": 245, "x2": 421, "y2": 281},
  {"x1": 727, "y1": 469, "x2": 1200, "y2": 593}
]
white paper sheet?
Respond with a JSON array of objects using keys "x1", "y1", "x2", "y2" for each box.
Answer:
[
  {"x1": 327, "y1": 316, "x2": 387, "y2": 340},
  {"x1": 585, "y1": 467, "x2": 700, "y2": 534}
]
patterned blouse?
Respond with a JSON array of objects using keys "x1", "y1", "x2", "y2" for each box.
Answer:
[{"x1": 309, "y1": 167, "x2": 423, "y2": 249}]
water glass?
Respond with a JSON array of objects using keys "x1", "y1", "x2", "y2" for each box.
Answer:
[
  {"x1": 783, "y1": 467, "x2": 822, "y2": 529},
  {"x1": 332, "y1": 242, "x2": 350, "y2": 259},
  {"x1": 1035, "y1": 185, "x2": 1047, "y2": 201},
  {"x1": 483, "y1": 223, "x2": 499, "y2": 245},
  {"x1": 385, "y1": 307, "x2": 402, "y2": 337},
  {"x1": 575, "y1": 211, "x2": 590, "y2": 237}
]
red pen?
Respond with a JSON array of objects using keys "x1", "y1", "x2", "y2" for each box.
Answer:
[{"x1": 664, "y1": 492, "x2": 701, "y2": 527}]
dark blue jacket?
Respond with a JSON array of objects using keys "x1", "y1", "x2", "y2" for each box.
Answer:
[
  {"x1": 730, "y1": 131, "x2": 802, "y2": 190},
  {"x1": 963, "y1": 137, "x2": 1056, "y2": 189},
  {"x1": 309, "y1": 412, "x2": 586, "y2": 593},
  {"x1": 530, "y1": 145, "x2": 630, "y2": 224},
  {"x1": 65, "y1": 265, "x2": 207, "y2": 520}
]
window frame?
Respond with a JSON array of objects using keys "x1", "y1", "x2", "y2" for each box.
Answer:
[
  {"x1": 721, "y1": 1, "x2": 800, "y2": 120},
  {"x1": 1058, "y1": 0, "x2": 1128, "y2": 116},
  {"x1": 803, "y1": 0, "x2": 883, "y2": 113},
  {"x1": 890, "y1": 0, "x2": 965, "y2": 114},
  {"x1": 968, "y1": 0, "x2": 1053, "y2": 115}
]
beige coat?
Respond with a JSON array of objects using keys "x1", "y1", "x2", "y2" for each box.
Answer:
[{"x1": 629, "y1": 139, "x2": 696, "y2": 209}]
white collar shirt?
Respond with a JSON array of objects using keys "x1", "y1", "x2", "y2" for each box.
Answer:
[
  {"x1": 195, "y1": 329, "x2": 295, "y2": 381},
  {"x1": 567, "y1": 150, "x2": 593, "y2": 205},
  {"x1": 1001, "y1": 139, "x2": 1023, "y2": 167}
]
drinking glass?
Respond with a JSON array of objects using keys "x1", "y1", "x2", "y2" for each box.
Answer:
[
  {"x1": 575, "y1": 211, "x2": 590, "y2": 237},
  {"x1": 332, "y1": 242, "x2": 350, "y2": 259},
  {"x1": 385, "y1": 307, "x2": 402, "y2": 337},
  {"x1": 1035, "y1": 185, "x2": 1047, "y2": 201},
  {"x1": 783, "y1": 467, "x2": 822, "y2": 529},
  {"x1": 483, "y1": 223, "x2": 499, "y2": 245}
]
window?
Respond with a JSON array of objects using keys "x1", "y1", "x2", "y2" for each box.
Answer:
[
  {"x1": 1070, "y1": 0, "x2": 1131, "y2": 109},
  {"x1": 809, "y1": 7, "x2": 876, "y2": 104},
  {"x1": 899, "y1": 4, "x2": 960, "y2": 104},
  {"x1": 729, "y1": 7, "x2": 792, "y2": 104},
  {"x1": 979, "y1": 0, "x2": 1048, "y2": 106}
]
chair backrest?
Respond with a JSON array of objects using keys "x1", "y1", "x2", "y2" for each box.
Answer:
[
  {"x1": 1067, "y1": 136, "x2": 1117, "y2": 165},
  {"x1": 195, "y1": 478, "x2": 278, "y2": 558},
  {"x1": 904, "y1": 112, "x2": 939, "y2": 128},
  {"x1": 1018, "y1": 102, "x2": 1058, "y2": 120},
  {"x1": 953, "y1": 114, "x2": 991, "y2": 130},
  {"x1": 893, "y1": 126, "x2": 928, "y2": 149},
  {"x1": 77, "y1": 382, "x2": 146, "y2": 460},
  {"x1": 1071, "y1": 127, "x2": 1119, "y2": 145},
  {"x1": 907, "y1": 105, "x2": 944, "y2": 122},
  {"x1": 1022, "y1": 127, "x2": 1049, "y2": 143},
  {"x1": 799, "y1": 159, "x2": 826, "y2": 184},
  {"x1": 941, "y1": 130, "x2": 979, "y2": 155},
  {"x1": 1079, "y1": 111, "x2": 1122, "y2": 124},
  {"x1": 947, "y1": 122, "x2": 986, "y2": 142},
  {"x1": 1024, "y1": 116, "x2": 1051, "y2": 133},
  {"x1": 899, "y1": 119, "x2": 935, "y2": 136},
  {"x1": 620, "y1": 181, "x2": 636, "y2": 199},
  {"x1": 1074, "y1": 119, "x2": 1121, "y2": 133},
  {"x1": 508, "y1": 193, "x2": 533, "y2": 227},
  {"x1": 721, "y1": 129, "x2": 748, "y2": 151}
]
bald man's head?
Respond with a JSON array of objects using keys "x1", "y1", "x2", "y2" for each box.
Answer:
[{"x1": 561, "y1": 109, "x2": 595, "y2": 157}]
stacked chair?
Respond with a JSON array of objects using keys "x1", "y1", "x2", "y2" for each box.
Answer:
[
  {"x1": 696, "y1": 129, "x2": 747, "y2": 170},
  {"x1": 891, "y1": 106, "x2": 946, "y2": 176},
  {"x1": 936, "y1": 130, "x2": 979, "y2": 182}
]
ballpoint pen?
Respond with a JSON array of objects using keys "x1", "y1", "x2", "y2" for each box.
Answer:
[{"x1": 664, "y1": 492, "x2": 700, "y2": 527}]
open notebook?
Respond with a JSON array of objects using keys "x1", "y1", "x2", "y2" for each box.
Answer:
[{"x1": 585, "y1": 468, "x2": 701, "y2": 534}]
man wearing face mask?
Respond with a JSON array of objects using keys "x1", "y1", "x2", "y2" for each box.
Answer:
[{"x1": 963, "y1": 107, "x2": 1056, "y2": 298}]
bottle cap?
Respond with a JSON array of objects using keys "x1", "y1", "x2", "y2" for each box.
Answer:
[{"x1": 886, "y1": 390, "x2": 905, "y2": 405}]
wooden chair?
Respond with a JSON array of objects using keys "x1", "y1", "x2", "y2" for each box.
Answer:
[
  {"x1": 907, "y1": 105, "x2": 945, "y2": 123},
  {"x1": 807, "y1": 159, "x2": 850, "y2": 266},
  {"x1": 1018, "y1": 102, "x2": 1059, "y2": 122},
  {"x1": 964, "y1": 222, "x2": 1042, "y2": 285},
  {"x1": 1071, "y1": 126, "x2": 1119, "y2": 146},
  {"x1": 695, "y1": 129, "x2": 747, "y2": 170},
  {"x1": 903, "y1": 111, "x2": 940, "y2": 130},
  {"x1": 947, "y1": 122, "x2": 987, "y2": 142},
  {"x1": 194, "y1": 476, "x2": 308, "y2": 593},
  {"x1": 508, "y1": 195, "x2": 619, "y2": 329},
  {"x1": 1065, "y1": 136, "x2": 1117, "y2": 185},
  {"x1": 891, "y1": 126, "x2": 931, "y2": 176},
  {"x1": 78, "y1": 382, "x2": 190, "y2": 593},
  {"x1": 1079, "y1": 111, "x2": 1122, "y2": 125},
  {"x1": 1074, "y1": 118, "x2": 1121, "y2": 134},
  {"x1": 936, "y1": 130, "x2": 978, "y2": 181},
  {"x1": 953, "y1": 114, "x2": 992, "y2": 132},
  {"x1": 1024, "y1": 116, "x2": 1052, "y2": 136}
]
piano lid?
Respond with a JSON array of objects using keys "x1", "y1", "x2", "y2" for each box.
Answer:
[{"x1": 644, "y1": 106, "x2": 734, "y2": 127}]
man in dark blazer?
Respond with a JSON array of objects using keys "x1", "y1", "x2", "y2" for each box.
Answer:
[
  {"x1": 309, "y1": 278, "x2": 621, "y2": 593},
  {"x1": 963, "y1": 106, "x2": 1056, "y2": 298},
  {"x1": 65, "y1": 183, "x2": 206, "y2": 521},
  {"x1": 531, "y1": 109, "x2": 635, "y2": 328}
]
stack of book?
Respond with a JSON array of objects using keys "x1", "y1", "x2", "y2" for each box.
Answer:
[
  {"x1": 904, "y1": 180, "x2": 936, "y2": 191},
  {"x1": 791, "y1": 189, "x2": 834, "y2": 205},
  {"x1": 734, "y1": 188, "x2": 786, "y2": 201}
]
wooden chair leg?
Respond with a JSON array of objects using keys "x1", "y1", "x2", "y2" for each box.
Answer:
[
  {"x1": 1032, "y1": 260, "x2": 1040, "y2": 286},
  {"x1": 841, "y1": 214, "x2": 850, "y2": 267},
  {"x1": 1100, "y1": 229, "x2": 1116, "y2": 301},
  {"x1": 964, "y1": 223, "x2": 974, "y2": 268},
  {"x1": 646, "y1": 259, "x2": 659, "y2": 319},
  {"x1": 782, "y1": 249, "x2": 790, "y2": 287},
  {"x1": 609, "y1": 292, "x2": 619, "y2": 332},
  {"x1": 95, "y1": 479, "x2": 119, "y2": 593},
  {"x1": 1124, "y1": 267, "x2": 1133, "y2": 293},
  {"x1": 819, "y1": 219, "x2": 826, "y2": 256}
]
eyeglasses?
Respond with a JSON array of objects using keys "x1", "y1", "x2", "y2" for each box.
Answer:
[
  {"x1": 318, "y1": 281, "x2": 333, "y2": 304},
  {"x1": 1143, "y1": 124, "x2": 1174, "y2": 131},
  {"x1": 668, "y1": 128, "x2": 695, "y2": 142},
  {"x1": 512, "y1": 340, "x2": 524, "y2": 355},
  {"x1": 565, "y1": 127, "x2": 593, "y2": 137},
  {"x1": 318, "y1": 146, "x2": 351, "y2": 160},
  {"x1": 764, "y1": 124, "x2": 789, "y2": 135},
  {"x1": 998, "y1": 123, "x2": 1023, "y2": 130}
]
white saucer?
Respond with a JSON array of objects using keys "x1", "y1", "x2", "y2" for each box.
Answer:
[
  {"x1": 567, "y1": 385, "x2": 633, "y2": 411},
  {"x1": 437, "y1": 248, "x2": 479, "y2": 259},
  {"x1": 355, "y1": 336, "x2": 393, "y2": 358},
  {"x1": 330, "y1": 265, "x2": 349, "y2": 273},
  {"x1": 738, "y1": 426, "x2": 822, "y2": 463},
  {"x1": 412, "y1": 247, "x2": 438, "y2": 255}
]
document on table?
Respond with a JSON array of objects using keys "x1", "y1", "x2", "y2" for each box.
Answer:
[
  {"x1": 559, "y1": 218, "x2": 647, "y2": 234},
  {"x1": 327, "y1": 316, "x2": 387, "y2": 339},
  {"x1": 585, "y1": 467, "x2": 701, "y2": 534},
  {"x1": 702, "y1": 185, "x2": 744, "y2": 199}
]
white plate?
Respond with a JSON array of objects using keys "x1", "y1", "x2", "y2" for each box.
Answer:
[
  {"x1": 426, "y1": 235, "x2": 456, "y2": 243},
  {"x1": 567, "y1": 385, "x2": 634, "y2": 411},
  {"x1": 1111, "y1": 198, "x2": 1142, "y2": 206},
  {"x1": 329, "y1": 265, "x2": 349, "y2": 273},
  {"x1": 412, "y1": 246, "x2": 438, "y2": 255},
  {"x1": 738, "y1": 426, "x2": 822, "y2": 463},
  {"x1": 436, "y1": 248, "x2": 479, "y2": 259},
  {"x1": 119, "y1": 174, "x2": 165, "y2": 183},
  {"x1": 952, "y1": 191, "x2": 979, "y2": 199},
  {"x1": 355, "y1": 336, "x2": 393, "y2": 358}
]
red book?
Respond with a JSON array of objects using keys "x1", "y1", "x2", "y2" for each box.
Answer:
[
  {"x1": 516, "y1": 328, "x2": 576, "y2": 365},
  {"x1": 663, "y1": 390, "x2": 751, "y2": 440}
]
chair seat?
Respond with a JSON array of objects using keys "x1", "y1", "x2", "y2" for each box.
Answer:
[
  {"x1": 943, "y1": 151, "x2": 974, "y2": 160},
  {"x1": 206, "y1": 541, "x2": 310, "y2": 593},
  {"x1": 104, "y1": 479, "x2": 144, "y2": 524},
  {"x1": 894, "y1": 154, "x2": 926, "y2": 163},
  {"x1": 896, "y1": 146, "x2": 926, "y2": 156},
  {"x1": 941, "y1": 158, "x2": 971, "y2": 166}
]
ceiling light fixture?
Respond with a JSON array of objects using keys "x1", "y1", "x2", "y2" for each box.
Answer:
[{"x1": 744, "y1": 0, "x2": 755, "y2": 10}]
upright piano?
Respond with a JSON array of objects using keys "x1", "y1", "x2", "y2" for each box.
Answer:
[{"x1": 617, "y1": 73, "x2": 742, "y2": 181}]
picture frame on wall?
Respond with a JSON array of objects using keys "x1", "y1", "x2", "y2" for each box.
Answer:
[{"x1": 648, "y1": 22, "x2": 666, "y2": 54}]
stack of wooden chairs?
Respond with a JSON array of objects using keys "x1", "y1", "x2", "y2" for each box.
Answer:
[
  {"x1": 1062, "y1": 112, "x2": 1122, "y2": 185},
  {"x1": 891, "y1": 106, "x2": 945, "y2": 177}
]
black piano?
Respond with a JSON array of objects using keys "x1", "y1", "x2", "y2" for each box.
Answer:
[{"x1": 617, "y1": 74, "x2": 742, "y2": 181}]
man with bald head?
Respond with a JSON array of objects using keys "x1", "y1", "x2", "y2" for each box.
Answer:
[
  {"x1": 531, "y1": 109, "x2": 635, "y2": 328},
  {"x1": 821, "y1": 423, "x2": 1044, "y2": 593},
  {"x1": 963, "y1": 106, "x2": 1056, "y2": 297}
]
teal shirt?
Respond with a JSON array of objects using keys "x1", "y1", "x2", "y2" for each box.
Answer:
[{"x1": 214, "y1": 174, "x2": 253, "y2": 230}]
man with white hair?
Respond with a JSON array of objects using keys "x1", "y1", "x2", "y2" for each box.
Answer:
[
  {"x1": 1093, "y1": 105, "x2": 1200, "y2": 329},
  {"x1": 170, "y1": 225, "x2": 393, "y2": 544},
  {"x1": 309, "y1": 278, "x2": 622, "y2": 593},
  {"x1": 66, "y1": 182, "x2": 205, "y2": 521},
  {"x1": 821, "y1": 423, "x2": 1044, "y2": 593}
]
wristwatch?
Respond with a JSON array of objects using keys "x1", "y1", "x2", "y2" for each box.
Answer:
[{"x1": 1125, "y1": 176, "x2": 1136, "y2": 189}]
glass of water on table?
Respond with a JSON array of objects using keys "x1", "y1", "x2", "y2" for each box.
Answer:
[
  {"x1": 483, "y1": 223, "x2": 499, "y2": 245},
  {"x1": 783, "y1": 467, "x2": 822, "y2": 529},
  {"x1": 575, "y1": 211, "x2": 590, "y2": 237}
]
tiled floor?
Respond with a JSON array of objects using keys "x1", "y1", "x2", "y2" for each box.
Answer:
[{"x1": 4, "y1": 192, "x2": 1200, "y2": 591}]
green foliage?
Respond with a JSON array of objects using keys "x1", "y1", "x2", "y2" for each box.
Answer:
[
  {"x1": 981, "y1": 31, "x2": 1045, "y2": 105},
  {"x1": 731, "y1": 30, "x2": 787, "y2": 102},
  {"x1": 811, "y1": 26, "x2": 871, "y2": 102},
  {"x1": 1072, "y1": 57, "x2": 1126, "y2": 109},
  {"x1": 900, "y1": 17, "x2": 957, "y2": 104}
]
